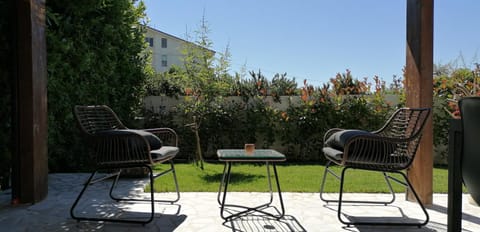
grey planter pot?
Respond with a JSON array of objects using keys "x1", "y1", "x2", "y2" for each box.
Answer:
[{"x1": 459, "y1": 97, "x2": 480, "y2": 205}]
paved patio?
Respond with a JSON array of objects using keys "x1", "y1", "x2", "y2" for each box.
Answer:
[{"x1": 0, "y1": 173, "x2": 479, "y2": 232}]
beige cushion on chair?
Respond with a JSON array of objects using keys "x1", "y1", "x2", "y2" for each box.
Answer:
[
  {"x1": 322, "y1": 147, "x2": 344, "y2": 161},
  {"x1": 151, "y1": 146, "x2": 179, "y2": 162}
]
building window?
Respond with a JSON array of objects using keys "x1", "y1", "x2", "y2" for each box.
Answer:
[
  {"x1": 145, "y1": 37, "x2": 154, "y2": 47},
  {"x1": 161, "y1": 55, "x2": 167, "y2": 67},
  {"x1": 161, "y1": 38, "x2": 167, "y2": 48}
]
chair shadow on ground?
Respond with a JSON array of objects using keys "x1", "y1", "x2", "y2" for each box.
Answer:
[
  {"x1": 66, "y1": 175, "x2": 187, "y2": 232},
  {"x1": 322, "y1": 202, "x2": 441, "y2": 232},
  {"x1": 67, "y1": 199, "x2": 186, "y2": 231},
  {"x1": 66, "y1": 214, "x2": 187, "y2": 232}
]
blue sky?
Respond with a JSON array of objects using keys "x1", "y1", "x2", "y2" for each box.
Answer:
[{"x1": 142, "y1": 0, "x2": 480, "y2": 86}]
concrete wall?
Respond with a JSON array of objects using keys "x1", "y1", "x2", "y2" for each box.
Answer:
[
  {"x1": 144, "y1": 96, "x2": 305, "y2": 114},
  {"x1": 144, "y1": 95, "x2": 400, "y2": 114}
]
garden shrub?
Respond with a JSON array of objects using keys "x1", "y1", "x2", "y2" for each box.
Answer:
[
  {"x1": 432, "y1": 65, "x2": 480, "y2": 165},
  {"x1": 144, "y1": 71, "x2": 396, "y2": 163},
  {"x1": 145, "y1": 66, "x2": 185, "y2": 97},
  {"x1": 46, "y1": 0, "x2": 149, "y2": 172}
]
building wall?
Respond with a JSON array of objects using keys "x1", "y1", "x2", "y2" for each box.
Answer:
[{"x1": 145, "y1": 27, "x2": 186, "y2": 73}]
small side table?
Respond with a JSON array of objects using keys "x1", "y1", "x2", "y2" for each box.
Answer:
[{"x1": 216, "y1": 149, "x2": 286, "y2": 220}]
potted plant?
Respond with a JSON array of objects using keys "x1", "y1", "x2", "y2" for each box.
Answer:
[{"x1": 446, "y1": 64, "x2": 480, "y2": 205}]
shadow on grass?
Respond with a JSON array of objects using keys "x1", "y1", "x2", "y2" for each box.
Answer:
[{"x1": 202, "y1": 173, "x2": 266, "y2": 184}]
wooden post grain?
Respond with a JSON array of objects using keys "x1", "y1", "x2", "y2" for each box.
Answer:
[
  {"x1": 405, "y1": 0, "x2": 434, "y2": 205},
  {"x1": 12, "y1": 0, "x2": 48, "y2": 204}
]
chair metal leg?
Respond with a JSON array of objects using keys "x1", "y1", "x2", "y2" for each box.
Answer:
[
  {"x1": 319, "y1": 161, "x2": 335, "y2": 202},
  {"x1": 70, "y1": 170, "x2": 97, "y2": 221},
  {"x1": 381, "y1": 172, "x2": 396, "y2": 205},
  {"x1": 169, "y1": 160, "x2": 181, "y2": 203},
  {"x1": 335, "y1": 167, "x2": 429, "y2": 227},
  {"x1": 320, "y1": 163, "x2": 395, "y2": 205},
  {"x1": 337, "y1": 166, "x2": 347, "y2": 225},
  {"x1": 109, "y1": 169, "x2": 122, "y2": 201},
  {"x1": 150, "y1": 160, "x2": 180, "y2": 203},
  {"x1": 393, "y1": 171, "x2": 430, "y2": 227},
  {"x1": 109, "y1": 162, "x2": 180, "y2": 204},
  {"x1": 70, "y1": 167, "x2": 154, "y2": 225},
  {"x1": 147, "y1": 165, "x2": 155, "y2": 224}
]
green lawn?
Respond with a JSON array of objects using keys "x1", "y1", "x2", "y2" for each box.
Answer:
[{"x1": 150, "y1": 162, "x2": 452, "y2": 193}]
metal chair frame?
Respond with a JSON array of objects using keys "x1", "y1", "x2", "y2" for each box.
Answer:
[
  {"x1": 319, "y1": 108, "x2": 431, "y2": 227},
  {"x1": 70, "y1": 105, "x2": 180, "y2": 225}
]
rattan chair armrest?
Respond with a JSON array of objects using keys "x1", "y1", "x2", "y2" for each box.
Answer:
[
  {"x1": 91, "y1": 132, "x2": 152, "y2": 166},
  {"x1": 341, "y1": 134, "x2": 404, "y2": 164},
  {"x1": 347, "y1": 134, "x2": 406, "y2": 144},
  {"x1": 323, "y1": 128, "x2": 345, "y2": 144},
  {"x1": 142, "y1": 127, "x2": 178, "y2": 147}
]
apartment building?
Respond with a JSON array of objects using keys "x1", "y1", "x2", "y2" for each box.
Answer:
[{"x1": 145, "y1": 26, "x2": 214, "y2": 73}]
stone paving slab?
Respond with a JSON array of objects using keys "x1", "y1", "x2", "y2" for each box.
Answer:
[{"x1": 0, "y1": 173, "x2": 479, "y2": 232}]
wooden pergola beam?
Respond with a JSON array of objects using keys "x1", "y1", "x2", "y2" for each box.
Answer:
[
  {"x1": 11, "y1": 0, "x2": 48, "y2": 204},
  {"x1": 405, "y1": 0, "x2": 434, "y2": 205}
]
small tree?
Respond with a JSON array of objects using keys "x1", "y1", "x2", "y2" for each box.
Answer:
[{"x1": 179, "y1": 14, "x2": 233, "y2": 169}]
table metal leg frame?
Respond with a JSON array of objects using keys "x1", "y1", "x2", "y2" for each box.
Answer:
[{"x1": 217, "y1": 162, "x2": 285, "y2": 220}]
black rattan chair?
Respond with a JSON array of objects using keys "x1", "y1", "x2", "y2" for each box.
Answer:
[
  {"x1": 319, "y1": 107, "x2": 430, "y2": 227},
  {"x1": 70, "y1": 105, "x2": 180, "y2": 225}
]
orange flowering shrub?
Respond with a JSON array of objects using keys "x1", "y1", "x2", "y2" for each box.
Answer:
[{"x1": 434, "y1": 64, "x2": 480, "y2": 118}]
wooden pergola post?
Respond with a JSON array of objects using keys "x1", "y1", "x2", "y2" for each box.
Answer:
[
  {"x1": 405, "y1": 0, "x2": 434, "y2": 205},
  {"x1": 11, "y1": 0, "x2": 48, "y2": 204}
]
